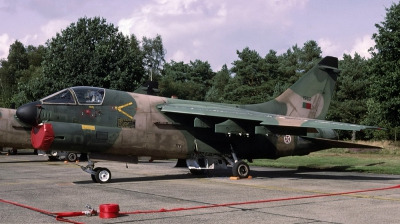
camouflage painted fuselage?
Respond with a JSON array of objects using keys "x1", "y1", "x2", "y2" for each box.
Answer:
[
  {"x1": 11, "y1": 56, "x2": 379, "y2": 161},
  {"x1": 0, "y1": 108, "x2": 31, "y2": 149},
  {"x1": 14, "y1": 89, "x2": 336, "y2": 160}
]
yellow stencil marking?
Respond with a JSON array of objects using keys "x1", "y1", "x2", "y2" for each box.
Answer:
[
  {"x1": 89, "y1": 106, "x2": 94, "y2": 109},
  {"x1": 116, "y1": 102, "x2": 133, "y2": 119},
  {"x1": 82, "y1": 125, "x2": 95, "y2": 130}
]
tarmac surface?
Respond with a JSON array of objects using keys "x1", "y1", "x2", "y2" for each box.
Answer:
[{"x1": 1, "y1": 149, "x2": 400, "y2": 224}]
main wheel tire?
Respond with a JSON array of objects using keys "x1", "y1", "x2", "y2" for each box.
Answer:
[
  {"x1": 66, "y1": 153, "x2": 78, "y2": 162},
  {"x1": 10, "y1": 148, "x2": 17, "y2": 155},
  {"x1": 232, "y1": 161, "x2": 250, "y2": 178},
  {"x1": 95, "y1": 168, "x2": 111, "y2": 183},
  {"x1": 91, "y1": 168, "x2": 100, "y2": 183}
]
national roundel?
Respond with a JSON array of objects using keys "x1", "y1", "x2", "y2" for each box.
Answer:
[{"x1": 283, "y1": 135, "x2": 292, "y2": 144}]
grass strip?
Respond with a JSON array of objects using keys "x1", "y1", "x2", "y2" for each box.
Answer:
[{"x1": 252, "y1": 149, "x2": 400, "y2": 175}]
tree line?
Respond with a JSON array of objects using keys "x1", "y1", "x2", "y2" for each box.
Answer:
[{"x1": 1, "y1": 3, "x2": 400, "y2": 140}]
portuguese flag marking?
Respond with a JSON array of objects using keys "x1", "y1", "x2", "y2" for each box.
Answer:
[{"x1": 302, "y1": 102, "x2": 312, "y2": 109}]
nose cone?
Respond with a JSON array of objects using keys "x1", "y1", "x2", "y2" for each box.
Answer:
[{"x1": 16, "y1": 101, "x2": 41, "y2": 126}]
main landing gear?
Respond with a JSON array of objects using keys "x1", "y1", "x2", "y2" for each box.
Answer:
[
  {"x1": 225, "y1": 152, "x2": 251, "y2": 178},
  {"x1": 186, "y1": 152, "x2": 251, "y2": 179},
  {"x1": 232, "y1": 161, "x2": 250, "y2": 178},
  {"x1": 77, "y1": 152, "x2": 250, "y2": 183},
  {"x1": 78, "y1": 153, "x2": 112, "y2": 184}
]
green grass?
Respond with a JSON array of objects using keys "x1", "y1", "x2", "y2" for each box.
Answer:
[{"x1": 251, "y1": 148, "x2": 400, "y2": 175}]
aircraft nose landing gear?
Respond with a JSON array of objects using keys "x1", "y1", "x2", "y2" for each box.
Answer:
[
  {"x1": 77, "y1": 153, "x2": 112, "y2": 184},
  {"x1": 94, "y1": 168, "x2": 112, "y2": 183}
]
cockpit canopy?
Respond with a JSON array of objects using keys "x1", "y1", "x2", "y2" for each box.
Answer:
[{"x1": 41, "y1": 87, "x2": 105, "y2": 105}]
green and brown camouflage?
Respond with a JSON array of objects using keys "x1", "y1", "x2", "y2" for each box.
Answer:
[
  {"x1": 242, "y1": 56, "x2": 339, "y2": 120},
  {"x1": 0, "y1": 108, "x2": 31, "y2": 149},
  {"x1": 8, "y1": 56, "x2": 381, "y2": 182}
]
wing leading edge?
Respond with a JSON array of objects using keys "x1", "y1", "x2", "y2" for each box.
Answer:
[{"x1": 159, "y1": 104, "x2": 381, "y2": 132}]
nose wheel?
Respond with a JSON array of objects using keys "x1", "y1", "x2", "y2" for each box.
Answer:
[
  {"x1": 90, "y1": 168, "x2": 100, "y2": 182},
  {"x1": 92, "y1": 167, "x2": 111, "y2": 183},
  {"x1": 77, "y1": 153, "x2": 112, "y2": 183}
]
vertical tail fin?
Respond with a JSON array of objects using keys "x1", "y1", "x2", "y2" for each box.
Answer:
[{"x1": 243, "y1": 56, "x2": 339, "y2": 120}]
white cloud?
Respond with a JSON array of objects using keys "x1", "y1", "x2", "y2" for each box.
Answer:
[
  {"x1": 318, "y1": 38, "x2": 342, "y2": 58},
  {"x1": 0, "y1": 34, "x2": 39, "y2": 60},
  {"x1": 149, "y1": 0, "x2": 200, "y2": 16},
  {"x1": 192, "y1": 39, "x2": 202, "y2": 47},
  {"x1": 118, "y1": 18, "x2": 135, "y2": 36},
  {"x1": 318, "y1": 35, "x2": 375, "y2": 59},
  {"x1": 0, "y1": 33, "x2": 12, "y2": 60},
  {"x1": 21, "y1": 34, "x2": 38, "y2": 45},
  {"x1": 216, "y1": 3, "x2": 227, "y2": 17},
  {"x1": 117, "y1": 0, "x2": 309, "y2": 68},
  {"x1": 171, "y1": 50, "x2": 185, "y2": 61},
  {"x1": 40, "y1": 19, "x2": 71, "y2": 41},
  {"x1": 121, "y1": 0, "x2": 309, "y2": 38},
  {"x1": 120, "y1": 0, "x2": 222, "y2": 38},
  {"x1": 318, "y1": 35, "x2": 376, "y2": 60},
  {"x1": 345, "y1": 35, "x2": 374, "y2": 58},
  {"x1": 0, "y1": 19, "x2": 71, "y2": 60}
]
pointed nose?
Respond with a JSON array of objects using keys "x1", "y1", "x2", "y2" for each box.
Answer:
[{"x1": 16, "y1": 101, "x2": 41, "y2": 126}]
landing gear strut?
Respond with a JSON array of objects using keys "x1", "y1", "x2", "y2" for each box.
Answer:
[
  {"x1": 225, "y1": 152, "x2": 251, "y2": 178},
  {"x1": 186, "y1": 151, "x2": 251, "y2": 178},
  {"x1": 78, "y1": 153, "x2": 112, "y2": 184}
]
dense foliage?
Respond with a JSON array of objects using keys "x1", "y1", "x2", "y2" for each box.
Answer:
[
  {"x1": 364, "y1": 3, "x2": 400, "y2": 139},
  {"x1": 1, "y1": 2, "x2": 400, "y2": 140}
]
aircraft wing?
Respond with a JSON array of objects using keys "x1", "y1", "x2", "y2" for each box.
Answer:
[
  {"x1": 159, "y1": 104, "x2": 381, "y2": 132},
  {"x1": 300, "y1": 136, "x2": 381, "y2": 149}
]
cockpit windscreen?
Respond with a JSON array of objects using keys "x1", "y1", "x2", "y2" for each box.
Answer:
[
  {"x1": 41, "y1": 87, "x2": 105, "y2": 105},
  {"x1": 71, "y1": 87, "x2": 105, "y2": 104},
  {"x1": 41, "y1": 89, "x2": 75, "y2": 104}
]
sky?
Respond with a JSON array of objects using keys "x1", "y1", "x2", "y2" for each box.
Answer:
[{"x1": 0, "y1": 0, "x2": 396, "y2": 71}]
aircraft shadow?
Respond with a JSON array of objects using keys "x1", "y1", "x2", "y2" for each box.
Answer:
[
  {"x1": 250, "y1": 166, "x2": 400, "y2": 181},
  {"x1": 74, "y1": 173, "x2": 199, "y2": 185},
  {"x1": 74, "y1": 165, "x2": 400, "y2": 184},
  {"x1": 0, "y1": 152, "x2": 37, "y2": 156},
  {"x1": 0, "y1": 160, "x2": 48, "y2": 163},
  {"x1": 202, "y1": 167, "x2": 400, "y2": 181}
]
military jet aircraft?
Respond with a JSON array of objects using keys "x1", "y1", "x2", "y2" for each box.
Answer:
[{"x1": 14, "y1": 56, "x2": 381, "y2": 183}]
